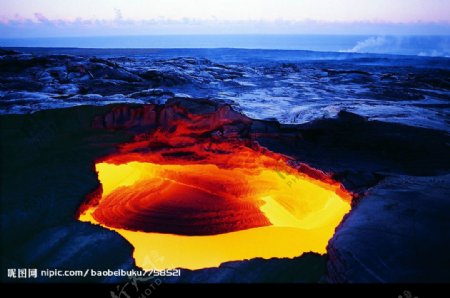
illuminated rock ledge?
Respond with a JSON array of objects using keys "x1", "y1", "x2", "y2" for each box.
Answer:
[{"x1": 78, "y1": 100, "x2": 351, "y2": 270}]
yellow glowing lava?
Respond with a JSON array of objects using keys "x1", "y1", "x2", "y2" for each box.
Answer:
[{"x1": 79, "y1": 161, "x2": 351, "y2": 270}]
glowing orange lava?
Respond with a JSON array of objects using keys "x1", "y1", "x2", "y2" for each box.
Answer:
[{"x1": 78, "y1": 103, "x2": 352, "y2": 270}]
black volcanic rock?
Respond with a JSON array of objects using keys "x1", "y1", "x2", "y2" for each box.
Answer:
[
  {"x1": 164, "y1": 253, "x2": 326, "y2": 283},
  {"x1": 16, "y1": 223, "x2": 135, "y2": 283},
  {"x1": 0, "y1": 49, "x2": 21, "y2": 56},
  {"x1": 0, "y1": 55, "x2": 51, "y2": 73},
  {"x1": 0, "y1": 105, "x2": 136, "y2": 283},
  {"x1": 256, "y1": 110, "x2": 450, "y2": 184},
  {"x1": 138, "y1": 69, "x2": 190, "y2": 86},
  {"x1": 327, "y1": 174, "x2": 450, "y2": 283}
]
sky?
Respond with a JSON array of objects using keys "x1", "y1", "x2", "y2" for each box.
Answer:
[{"x1": 0, "y1": 0, "x2": 449, "y2": 37}]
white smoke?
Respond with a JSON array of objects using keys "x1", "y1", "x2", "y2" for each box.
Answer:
[
  {"x1": 342, "y1": 36, "x2": 388, "y2": 53},
  {"x1": 418, "y1": 50, "x2": 443, "y2": 57},
  {"x1": 341, "y1": 35, "x2": 450, "y2": 57}
]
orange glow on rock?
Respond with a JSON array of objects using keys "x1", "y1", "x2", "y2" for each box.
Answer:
[{"x1": 78, "y1": 103, "x2": 352, "y2": 270}]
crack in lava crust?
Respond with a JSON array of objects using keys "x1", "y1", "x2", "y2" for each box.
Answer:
[{"x1": 78, "y1": 103, "x2": 352, "y2": 270}]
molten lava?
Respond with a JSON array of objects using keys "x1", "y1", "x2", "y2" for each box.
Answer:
[{"x1": 78, "y1": 102, "x2": 352, "y2": 270}]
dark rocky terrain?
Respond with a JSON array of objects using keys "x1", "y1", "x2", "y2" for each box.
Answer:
[
  {"x1": 1, "y1": 49, "x2": 449, "y2": 283},
  {"x1": 1, "y1": 48, "x2": 449, "y2": 131}
]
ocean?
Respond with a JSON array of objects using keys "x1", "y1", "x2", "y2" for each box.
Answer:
[{"x1": 0, "y1": 35, "x2": 449, "y2": 57}]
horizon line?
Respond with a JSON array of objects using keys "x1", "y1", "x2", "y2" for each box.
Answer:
[{"x1": 1, "y1": 33, "x2": 450, "y2": 40}]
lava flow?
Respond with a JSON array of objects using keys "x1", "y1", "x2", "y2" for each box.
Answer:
[{"x1": 78, "y1": 102, "x2": 352, "y2": 270}]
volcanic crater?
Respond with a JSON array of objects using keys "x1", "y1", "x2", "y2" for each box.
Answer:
[{"x1": 78, "y1": 99, "x2": 352, "y2": 270}]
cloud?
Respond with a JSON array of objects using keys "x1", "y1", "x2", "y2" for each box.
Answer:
[
  {"x1": 34, "y1": 13, "x2": 50, "y2": 23},
  {"x1": 0, "y1": 13, "x2": 449, "y2": 38},
  {"x1": 0, "y1": 16, "x2": 8, "y2": 25}
]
